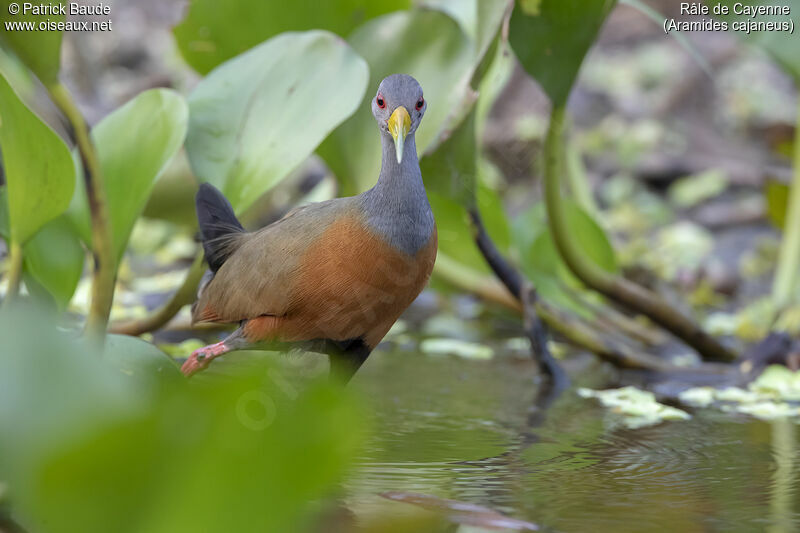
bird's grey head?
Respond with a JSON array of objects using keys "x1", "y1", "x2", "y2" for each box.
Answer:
[{"x1": 371, "y1": 74, "x2": 426, "y2": 163}]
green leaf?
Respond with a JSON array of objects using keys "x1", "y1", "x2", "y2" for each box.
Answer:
[
  {"x1": 475, "y1": 39, "x2": 515, "y2": 137},
  {"x1": 0, "y1": 71, "x2": 74, "y2": 245},
  {"x1": 23, "y1": 216, "x2": 84, "y2": 309},
  {"x1": 141, "y1": 151, "x2": 199, "y2": 227},
  {"x1": 519, "y1": 0, "x2": 541, "y2": 14},
  {"x1": 103, "y1": 335, "x2": 183, "y2": 387},
  {"x1": 509, "y1": 0, "x2": 616, "y2": 105},
  {"x1": 766, "y1": 180, "x2": 789, "y2": 230},
  {"x1": 419, "y1": 0, "x2": 512, "y2": 58},
  {"x1": 0, "y1": 0, "x2": 64, "y2": 84},
  {"x1": 0, "y1": 307, "x2": 365, "y2": 533},
  {"x1": 68, "y1": 89, "x2": 188, "y2": 262},
  {"x1": 559, "y1": 200, "x2": 618, "y2": 274},
  {"x1": 428, "y1": 181, "x2": 509, "y2": 273},
  {"x1": 320, "y1": 9, "x2": 475, "y2": 194},
  {"x1": 186, "y1": 31, "x2": 368, "y2": 213},
  {"x1": 173, "y1": 0, "x2": 410, "y2": 75},
  {"x1": 514, "y1": 199, "x2": 616, "y2": 310},
  {"x1": 421, "y1": 101, "x2": 480, "y2": 204}
]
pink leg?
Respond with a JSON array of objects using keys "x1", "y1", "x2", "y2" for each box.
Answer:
[{"x1": 181, "y1": 341, "x2": 230, "y2": 377}]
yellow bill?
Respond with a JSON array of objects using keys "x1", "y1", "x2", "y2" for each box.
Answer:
[{"x1": 388, "y1": 106, "x2": 411, "y2": 164}]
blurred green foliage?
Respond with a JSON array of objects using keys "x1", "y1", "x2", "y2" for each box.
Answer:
[{"x1": 0, "y1": 307, "x2": 365, "y2": 533}]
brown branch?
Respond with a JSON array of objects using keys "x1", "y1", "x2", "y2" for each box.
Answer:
[
  {"x1": 434, "y1": 251, "x2": 673, "y2": 372},
  {"x1": 110, "y1": 250, "x2": 205, "y2": 336},
  {"x1": 46, "y1": 83, "x2": 115, "y2": 343},
  {"x1": 534, "y1": 300, "x2": 673, "y2": 371}
]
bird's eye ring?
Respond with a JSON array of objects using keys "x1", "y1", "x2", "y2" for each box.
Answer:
[
  {"x1": 416, "y1": 98, "x2": 424, "y2": 110},
  {"x1": 376, "y1": 95, "x2": 386, "y2": 109}
]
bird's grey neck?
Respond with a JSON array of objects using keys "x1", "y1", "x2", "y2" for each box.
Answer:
[{"x1": 361, "y1": 133, "x2": 435, "y2": 256}]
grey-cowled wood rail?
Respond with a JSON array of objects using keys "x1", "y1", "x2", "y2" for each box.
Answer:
[{"x1": 181, "y1": 74, "x2": 437, "y2": 381}]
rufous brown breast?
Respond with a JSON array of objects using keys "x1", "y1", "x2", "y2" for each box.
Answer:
[{"x1": 242, "y1": 214, "x2": 437, "y2": 348}]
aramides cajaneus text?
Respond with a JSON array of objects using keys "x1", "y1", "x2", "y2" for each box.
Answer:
[{"x1": 181, "y1": 74, "x2": 437, "y2": 381}]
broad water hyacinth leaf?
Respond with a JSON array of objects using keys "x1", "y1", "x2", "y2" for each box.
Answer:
[
  {"x1": 186, "y1": 31, "x2": 368, "y2": 213},
  {"x1": 0, "y1": 71, "x2": 74, "y2": 245},
  {"x1": 0, "y1": 0, "x2": 64, "y2": 84},
  {"x1": 509, "y1": 0, "x2": 616, "y2": 105},
  {"x1": 68, "y1": 89, "x2": 188, "y2": 263},
  {"x1": 173, "y1": 0, "x2": 410, "y2": 74}
]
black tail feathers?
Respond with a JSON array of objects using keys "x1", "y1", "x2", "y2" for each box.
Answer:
[{"x1": 196, "y1": 183, "x2": 245, "y2": 273}]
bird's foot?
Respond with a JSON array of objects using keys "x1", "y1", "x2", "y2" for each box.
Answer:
[{"x1": 181, "y1": 341, "x2": 229, "y2": 377}]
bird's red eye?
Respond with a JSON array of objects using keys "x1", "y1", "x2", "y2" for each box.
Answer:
[
  {"x1": 376, "y1": 95, "x2": 385, "y2": 109},
  {"x1": 416, "y1": 98, "x2": 424, "y2": 110}
]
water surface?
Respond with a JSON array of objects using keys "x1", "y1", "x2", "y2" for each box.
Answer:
[{"x1": 345, "y1": 349, "x2": 800, "y2": 532}]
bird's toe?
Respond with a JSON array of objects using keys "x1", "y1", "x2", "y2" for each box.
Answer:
[{"x1": 181, "y1": 350, "x2": 209, "y2": 377}]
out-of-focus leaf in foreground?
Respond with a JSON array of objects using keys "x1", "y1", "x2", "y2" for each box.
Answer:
[{"x1": 0, "y1": 307, "x2": 365, "y2": 533}]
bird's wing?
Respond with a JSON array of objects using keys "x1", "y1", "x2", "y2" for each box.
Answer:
[{"x1": 192, "y1": 198, "x2": 353, "y2": 323}]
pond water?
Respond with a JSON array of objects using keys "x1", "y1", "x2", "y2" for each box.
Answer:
[{"x1": 344, "y1": 349, "x2": 800, "y2": 532}]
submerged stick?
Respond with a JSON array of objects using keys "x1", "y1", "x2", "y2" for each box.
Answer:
[
  {"x1": 110, "y1": 250, "x2": 205, "y2": 336},
  {"x1": 467, "y1": 207, "x2": 569, "y2": 389}
]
